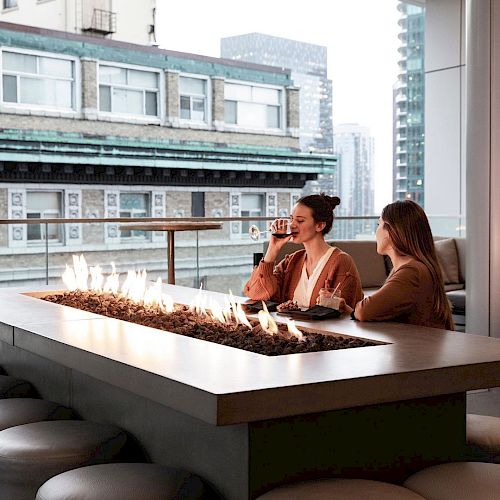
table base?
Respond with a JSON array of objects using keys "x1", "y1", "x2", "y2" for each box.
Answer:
[{"x1": 0, "y1": 340, "x2": 466, "y2": 500}]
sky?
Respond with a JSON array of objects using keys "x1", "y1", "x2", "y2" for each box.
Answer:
[{"x1": 156, "y1": 0, "x2": 401, "y2": 212}]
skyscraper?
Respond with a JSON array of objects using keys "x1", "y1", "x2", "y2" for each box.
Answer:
[
  {"x1": 333, "y1": 124, "x2": 375, "y2": 239},
  {"x1": 221, "y1": 33, "x2": 333, "y2": 153},
  {"x1": 393, "y1": 2, "x2": 425, "y2": 206},
  {"x1": 220, "y1": 33, "x2": 335, "y2": 196}
]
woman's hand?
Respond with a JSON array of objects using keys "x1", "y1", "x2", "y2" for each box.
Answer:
[
  {"x1": 263, "y1": 219, "x2": 293, "y2": 263},
  {"x1": 336, "y1": 298, "x2": 354, "y2": 314},
  {"x1": 317, "y1": 291, "x2": 353, "y2": 314}
]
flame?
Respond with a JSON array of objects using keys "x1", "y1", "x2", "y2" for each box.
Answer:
[
  {"x1": 60, "y1": 255, "x2": 288, "y2": 334},
  {"x1": 62, "y1": 264, "x2": 77, "y2": 291},
  {"x1": 258, "y1": 301, "x2": 278, "y2": 335},
  {"x1": 103, "y1": 262, "x2": 120, "y2": 294},
  {"x1": 89, "y1": 265, "x2": 104, "y2": 292},
  {"x1": 285, "y1": 318, "x2": 305, "y2": 342},
  {"x1": 73, "y1": 254, "x2": 89, "y2": 290}
]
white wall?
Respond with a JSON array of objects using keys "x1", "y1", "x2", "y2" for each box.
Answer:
[
  {"x1": 424, "y1": 0, "x2": 466, "y2": 218},
  {"x1": 0, "y1": 0, "x2": 155, "y2": 46}
]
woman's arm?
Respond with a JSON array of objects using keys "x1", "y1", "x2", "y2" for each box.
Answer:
[
  {"x1": 244, "y1": 254, "x2": 291, "y2": 301},
  {"x1": 354, "y1": 264, "x2": 420, "y2": 321}
]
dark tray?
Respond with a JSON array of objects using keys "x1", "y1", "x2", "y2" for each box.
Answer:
[
  {"x1": 277, "y1": 305, "x2": 342, "y2": 320},
  {"x1": 242, "y1": 300, "x2": 278, "y2": 313}
]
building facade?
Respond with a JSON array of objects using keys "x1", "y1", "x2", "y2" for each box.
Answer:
[
  {"x1": 0, "y1": 21, "x2": 335, "y2": 292},
  {"x1": 0, "y1": 0, "x2": 156, "y2": 45},
  {"x1": 333, "y1": 124, "x2": 375, "y2": 239},
  {"x1": 220, "y1": 33, "x2": 336, "y2": 196},
  {"x1": 393, "y1": 1, "x2": 425, "y2": 205}
]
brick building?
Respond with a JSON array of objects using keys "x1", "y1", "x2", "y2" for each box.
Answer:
[{"x1": 0, "y1": 21, "x2": 335, "y2": 292}]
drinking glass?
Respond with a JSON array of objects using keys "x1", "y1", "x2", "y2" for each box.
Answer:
[
  {"x1": 249, "y1": 219, "x2": 292, "y2": 241},
  {"x1": 318, "y1": 288, "x2": 342, "y2": 309}
]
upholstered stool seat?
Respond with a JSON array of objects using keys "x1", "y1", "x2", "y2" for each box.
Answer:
[
  {"x1": 0, "y1": 420, "x2": 128, "y2": 500},
  {"x1": 404, "y1": 462, "x2": 500, "y2": 500},
  {"x1": 256, "y1": 478, "x2": 425, "y2": 499},
  {"x1": 36, "y1": 462, "x2": 218, "y2": 500},
  {"x1": 0, "y1": 398, "x2": 75, "y2": 431},
  {"x1": 0, "y1": 374, "x2": 37, "y2": 399},
  {"x1": 467, "y1": 413, "x2": 500, "y2": 462}
]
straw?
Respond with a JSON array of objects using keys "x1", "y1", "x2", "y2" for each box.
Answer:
[{"x1": 330, "y1": 282, "x2": 341, "y2": 298}]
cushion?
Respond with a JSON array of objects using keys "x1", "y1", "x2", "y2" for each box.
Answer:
[
  {"x1": 404, "y1": 462, "x2": 500, "y2": 500},
  {"x1": 467, "y1": 414, "x2": 500, "y2": 462},
  {"x1": 334, "y1": 240, "x2": 388, "y2": 288},
  {"x1": 434, "y1": 239, "x2": 460, "y2": 285},
  {"x1": 257, "y1": 478, "x2": 425, "y2": 499},
  {"x1": 0, "y1": 420, "x2": 128, "y2": 500},
  {"x1": 447, "y1": 289, "x2": 466, "y2": 315},
  {"x1": 36, "y1": 463, "x2": 216, "y2": 500},
  {"x1": 0, "y1": 374, "x2": 37, "y2": 399},
  {"x1": 0, "y1": 398, "x2": 75, "y2": 431}
]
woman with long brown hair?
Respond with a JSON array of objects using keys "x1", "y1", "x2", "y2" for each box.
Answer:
[{"x1": 333, "y1": 199, "x2": 454, "y2": 330}]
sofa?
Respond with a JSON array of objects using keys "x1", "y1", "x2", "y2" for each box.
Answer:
[{"x1": 261, "y1": 237, "x2": 466, "y2": 324}]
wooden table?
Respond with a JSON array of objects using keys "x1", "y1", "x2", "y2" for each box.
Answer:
[
  {"x1": 118, "y1": 222, "x2": 222, "y2": 284},
  {"x1": 2, "y1": 285, "x2": 500, "y2": 498}
]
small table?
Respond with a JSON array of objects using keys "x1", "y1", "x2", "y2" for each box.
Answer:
[{"x1": 118, "y1": 221, "x2": 222, "y2": 284}]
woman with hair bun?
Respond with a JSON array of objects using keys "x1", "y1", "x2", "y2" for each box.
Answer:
[
  {"x1": 337, "y1": 199, "x2": 454, "y2": 330},
  {"x1": 244, "y1": 193, "x2": 363, "y2": 309}
]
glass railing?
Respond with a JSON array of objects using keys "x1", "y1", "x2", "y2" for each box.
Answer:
[{"x1": 0, "y1": 214, "x2": 465, "y2": 294}]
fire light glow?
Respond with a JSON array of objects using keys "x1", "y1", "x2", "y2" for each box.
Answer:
[{"x1": 61, "y1": 255, "x2": 305, "y2": 341}]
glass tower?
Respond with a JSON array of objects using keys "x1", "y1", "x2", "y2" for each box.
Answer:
[{"x1": 394, "y1": 2, "x2": 425, "y2": 206}]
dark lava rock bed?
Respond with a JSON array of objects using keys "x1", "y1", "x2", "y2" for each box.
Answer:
[{"x1": 42, "y1": 291, "x2": 378, "y2": 356}]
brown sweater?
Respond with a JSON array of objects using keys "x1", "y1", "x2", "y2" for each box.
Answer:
[
  {"x1": 244, "y1": 248, "x2": 364, "y2": 308},
  {"x1": 354, "y1": 259, "x2": 450, "y2": 329}
]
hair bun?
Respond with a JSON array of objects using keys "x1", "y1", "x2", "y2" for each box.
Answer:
[
  {"x1": 320, "y1": 193, "x2": 340, "y2": 210},
  {"x1": 330, "y1": 196, "x2": 341, "y2": 209}
]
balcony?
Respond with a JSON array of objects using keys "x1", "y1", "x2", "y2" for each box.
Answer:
[{"x1": 82, "y1": 9, "x2": 117, "y2": 36}]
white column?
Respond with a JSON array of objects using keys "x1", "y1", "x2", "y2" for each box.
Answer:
[
  {"x1": 466, "y1": 0, "x2": 494, "y2": 336},
  {"x1": 424, "y1": 0, "x2": 466, "y2": 217}
]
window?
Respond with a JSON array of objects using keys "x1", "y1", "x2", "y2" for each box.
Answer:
[
  {"x1": 3, "y1": 0, "x2": 17, "y2": 8},
  {"x1": 180, "y1": 76, "x2": 207, "y2": 122},
  {"x1": 224, "y1": 83, "x2": 282, "y2": 130},
  {"x1": 191, "y1": 192, "x2": 205, "y2": 217},
  {"x1": 26, "y1": 191, "x2": 63, "y2": 243},
  {"x1": 241, "y1": 194, "x2": 265, "y2": 235},
  {"x1": 119, "y1": 192, "x2": 151, "y2": 239},
  {"x1": 99, "y1": 65, "x2": 159, "y2": 117},
  {"x1": 2, "y1": 51, "x2": 75, "y2": 109}
]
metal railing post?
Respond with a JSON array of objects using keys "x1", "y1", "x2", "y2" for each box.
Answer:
[{"x1": 45, "y1": 222, "x2": 49, "y2": 285}]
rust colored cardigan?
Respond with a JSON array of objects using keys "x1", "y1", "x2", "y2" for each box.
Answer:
[
  {"x1": 244, "y1": 248, "x2": 364, "y2": 308},
  {"x1": 354, "y1": 259, "x2": 452, "y2": 330}
]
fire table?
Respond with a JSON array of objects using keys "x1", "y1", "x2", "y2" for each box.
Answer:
[{"x1": 1, "y1": 284, "x2": 500, "y2": 499}]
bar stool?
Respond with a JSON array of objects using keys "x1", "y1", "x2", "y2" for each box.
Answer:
[
  {"x1": 0, "y1": 374, "x2": 37, "y2": 399},
  {"x1": 467, "y1": 414, "x2": 500, "y2": 463},
  {"x1": 36, "y1": 463, "x2": 219, "y2": 500},
  {"x1": 0, "y1": 398, "x2": 75, "y2": 431},
  {"x1": 404, "y1": 462, "x2": 500, "y2": 500},
  {"x1": 256, "y1": 478, "x2": 425, "y2": 499},
  {"x1": 0, "y1": 420, "x2": 128, "y2": 500}
]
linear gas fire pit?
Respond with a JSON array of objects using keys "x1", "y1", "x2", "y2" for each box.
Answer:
[
  {"x1": 40, "y1": 290, "x2": 379, "y2": 356},
  {"x1": 2, "y1": 280, "x2": 500, "y2": 499}
]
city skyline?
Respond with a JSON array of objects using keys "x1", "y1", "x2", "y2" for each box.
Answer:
[{"x1": 156, "y1": 0, "x2": 400, "y2": 212}]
